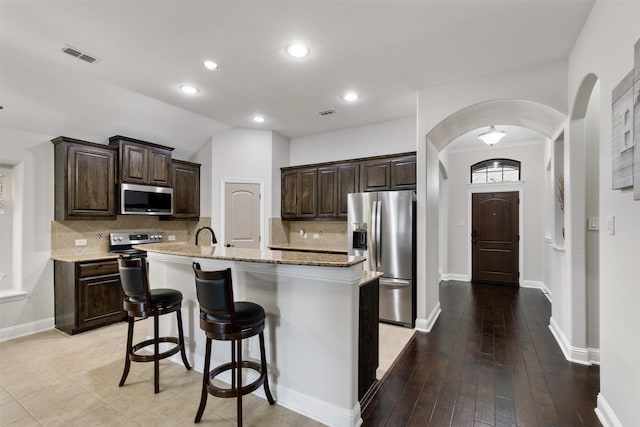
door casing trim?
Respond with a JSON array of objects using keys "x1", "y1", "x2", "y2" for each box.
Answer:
[{"x1": 467, "y1": 181, "x2": 524, "y2": 285}]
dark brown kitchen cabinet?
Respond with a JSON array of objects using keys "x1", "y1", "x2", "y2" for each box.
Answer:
[
  {"x1": 297, "y1": 168, "x2": 318, "y2": 218},
  {"x1": 361, "y1": 154, "x2": 417, "y2": 192},
  {"x1": 52, "y1": 136, "x2": 118, "y2": 220},
  {"x1": 169, "y1": 159, "x2": 200, "y2": 220},
  {"x1": 359, "y1": 276, "x2": 379, "y2": 401},
  {"x1": 317, "y1": 166, "x2": 338, "y2": 217},
  {"x1": 108, "y1": 135, "x2": 173, "y2": 187},
  {"x1": 54, "y1": 259, "x2": 126, "y2": 335},
  {"x1": 337, "y1": 163, "x2": 359, "y2": 217},
  {"x1": 281, "y1": 170, "x2": 299, "y2": 219}
]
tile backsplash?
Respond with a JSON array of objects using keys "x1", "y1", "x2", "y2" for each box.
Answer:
[
  {"x1": 51, "y1": 216, "x2": 211, "y2": 258},
  {"x1": 270, "y1": 218, "x2": 348, "y2": 250}
]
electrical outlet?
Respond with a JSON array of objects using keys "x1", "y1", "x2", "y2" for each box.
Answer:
[
  {"x1": 75, "y1": 239, "x2": 87, "y2": 246},
  {"x1": 168, "y1": 235, "x2": 176, "y2": 241},
  {"x1": 313, "y1": 233, "x2": 320, "y2": 239}
]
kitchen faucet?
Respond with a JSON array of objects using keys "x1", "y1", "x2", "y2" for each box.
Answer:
[{"x1": 195, "y1": 226, "x2": 217, "y2": 245}]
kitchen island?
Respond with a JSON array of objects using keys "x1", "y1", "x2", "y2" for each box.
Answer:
[{"x1": 139, "y1": 243, "x2": 375, "y2": 427}]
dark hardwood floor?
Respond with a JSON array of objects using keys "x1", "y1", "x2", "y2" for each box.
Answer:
[{"x1": 362, "y1": 281, "x2": 601, "y2": 427}]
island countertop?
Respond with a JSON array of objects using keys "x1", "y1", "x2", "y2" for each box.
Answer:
[{"x1": 137, "y1": 242, "x2": 365, "y2": 268}]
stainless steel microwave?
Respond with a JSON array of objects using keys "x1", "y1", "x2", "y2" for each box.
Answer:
[{"x1": 120, "y1": 183, "x2": 173, "y2": 215}]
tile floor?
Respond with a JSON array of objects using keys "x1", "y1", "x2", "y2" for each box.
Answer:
[{"x1": 0, "y1": 321, "x2": 414, "y2": 426}]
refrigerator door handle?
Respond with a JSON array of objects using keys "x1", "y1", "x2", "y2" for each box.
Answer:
[
  {"x1": 371, "y1": 200, "x2": 379, "y2": 271},
  {"x1": 376, "y1": 200, "x2": 382, "y2": 271},
  {"x1": 380, "y1": 278, "x2": 411, "y2": 289}
]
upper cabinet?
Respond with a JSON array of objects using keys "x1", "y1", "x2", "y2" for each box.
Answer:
[
  {"x1": 281, "y1": 152, "x2": 415, "y2": 220},
  {"x1": 169, "y1": 159, "x2": 201, "y2": 220},
  {"x1": 52, "y1": 137, "x2": 118, "y2": 220},
  {"x1": 108, "y1": 135, "x2": 173, "y2": 187}
]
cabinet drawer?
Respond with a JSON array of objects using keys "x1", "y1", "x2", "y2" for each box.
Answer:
[{"x1": 78, "y1": 260, "x2": 119, "y2": 277}]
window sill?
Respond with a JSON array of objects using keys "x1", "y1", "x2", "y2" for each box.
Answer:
[{"x1": 0, "y1": 290, "x2": 28, "y2": 303}]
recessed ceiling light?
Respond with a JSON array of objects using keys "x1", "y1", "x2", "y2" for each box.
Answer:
[
  {"x1": 286, "y1": 43, "x2": 310, "y2": 58},
  {"x1": 203, "y1": 60, "x2": 219, "y2": 71},
  {"x1": 253, "y1": 115, "x2": 266, "y2": 123},
  {"x1": 342, "y1": 92, "x2": 359, "y2": 102},
  {"x1": 179, "y1": 85, "x2": 199, "y2": 95}
]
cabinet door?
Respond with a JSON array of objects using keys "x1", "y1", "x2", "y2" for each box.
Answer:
[
  {"x1": 66, "y1": 144, "x2": 117, "y2": 219},
  {"x1": 120, "y1": 141, "x2": 148, "y2": 184},
  {"x1": 148, "y1": 147, "x2": 172, "y2": 187},
  {"x1": 337, "y1": 163, "x2": 359, "y2": 217},
  {"x1": 172, "y1": 161, "x2": 200, "y2": 219},
  {"x1": 281, "y1": 170, "x2": 298, "y2": 218},
  {"x1": 317, "y1": 166, "x2": 338, "y2": 217},
  {"x1": 78, "y1": 273, "x2": 124, "y2": 329},
  {"x1": 360, "y1": 159, "x2": 391, "y2": 192},
  {"x1": 391, "y1": 155, "x2": 417, "y2": 190},
  {"x1": 297, "y1": 168, "x2": 318, "y2": 218}
]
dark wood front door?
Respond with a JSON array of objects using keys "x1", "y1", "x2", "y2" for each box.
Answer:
[{"x1": 472, "y1": 191, "x2": 519, "y2": 285}]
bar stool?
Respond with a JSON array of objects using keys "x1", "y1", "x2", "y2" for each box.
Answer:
[
  {"x1": 117, "y1": 256, "x2": 191, "y2": 393},
  {"x1": 192, "y1": 262, "x2": 275, "y2": 425}
]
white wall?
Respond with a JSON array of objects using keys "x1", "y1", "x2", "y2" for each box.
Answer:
[
  {"x1": 445, "y1": 142, "x2": 545, "y2": 283},
  {"x1": 567, "y1": 2, "x2": 640, "y2": 425},
  {"x1": 271, "y1": 132, "x2": 291, "y2": 217},
  {"x1": 0, "y1": 129, "x2": 55, "y2": 336},
  {"x1": 190, "y1": 137, "x2": 213, "y2": 218},
  {"x1": 290, "y1": 116, "x2": 416, "y2": 165}
]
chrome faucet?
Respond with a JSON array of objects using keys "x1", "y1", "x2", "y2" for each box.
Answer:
[{"x1": 195, "y1": 226, "x2": 217, "y2": 245}]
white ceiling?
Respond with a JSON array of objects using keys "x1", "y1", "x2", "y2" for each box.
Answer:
[
  {"x1": 448, "y1": 125, "x2": 543, "y2": 152},
  {"x1": 0, "y1": 1, "x2": 594, "y2": 141}
]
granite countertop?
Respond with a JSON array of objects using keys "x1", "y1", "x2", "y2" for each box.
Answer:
[
  {"x1": 360, "y1": 271, "x2": 383, "y2": 286},
  {"x1": 268, "y1": 243, "x2": 348, "y2": 254},
  {"x1": 139, "y1": 242, "x2": 365, "y2": 268},
  {"x1": 51, "y1": 252, "x2": 119, "y2": 262}
]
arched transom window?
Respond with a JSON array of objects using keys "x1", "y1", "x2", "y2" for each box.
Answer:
[{"x1": 471, "y1": 158, "x2": 521, "y2": 184}]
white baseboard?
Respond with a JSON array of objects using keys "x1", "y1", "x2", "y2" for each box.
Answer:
[
  {"x1": 415, "y1": 302, "x2": 441, "y2": 333},
  {"x1": 442, "y1": 273, "x2": 469, "y2": 282},
  {"x1": 0, "y1": 317, "x2": 55, "y2": 342},
  {"x1": 595, "y1": 393, "x2": 623, "y2": 427},
  {"x1": 521, "y1": 280, "x2": 552, "y2": 302},
  {"x1": 548, "y1": 317, "x2": 596, "y2": 365}
]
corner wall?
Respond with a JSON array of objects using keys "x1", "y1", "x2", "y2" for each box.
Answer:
[{"x1": 567, "y1": 2, "x2": 640, "y2": 425}]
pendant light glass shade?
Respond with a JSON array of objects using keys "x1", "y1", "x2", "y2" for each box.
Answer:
[{"x1": 478, "y1": 125, "x2": 506, "y2": 145}]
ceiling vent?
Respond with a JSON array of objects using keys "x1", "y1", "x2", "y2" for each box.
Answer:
[
  {"x1": 61, "y1": 44, "x2": 99, "y2": 64},
  {"x1": 318, "y1": 109, "x2": 336, "y2": 116}
]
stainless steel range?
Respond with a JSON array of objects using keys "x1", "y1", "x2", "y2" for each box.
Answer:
[{"x1": 109, "y1": 231, "x2": 164, "y2": 256}]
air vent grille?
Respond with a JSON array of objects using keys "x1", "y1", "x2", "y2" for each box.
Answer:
[
  {"x1": 318, "y1": 109, "x2": 336, "y2": 116},
  {"x1": 61, "y1": 45, "x2": 99, "y2": 64}
]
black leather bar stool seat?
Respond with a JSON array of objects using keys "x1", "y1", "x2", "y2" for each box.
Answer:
[
  {"x1": 193, "y1": 263, "x2": 275, "y2": 425},
  {"x1": 118, "y1": 256, "x2": 191, "y2": 394}
]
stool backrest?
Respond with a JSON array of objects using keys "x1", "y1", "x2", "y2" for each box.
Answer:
[
  {"x1": 118, "y1": 256, "x2": 151, "y2": 305},
  {"x1": 192, "y1": 263, "x2": 236, "y2": 323}
]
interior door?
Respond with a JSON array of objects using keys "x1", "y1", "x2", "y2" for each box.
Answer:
[
  {"x1": 224, "y1": 182, "x2": 261, "y2": 249},
  {"x1": 471, "y1": 191, "x2": 519, "y2": 285}
]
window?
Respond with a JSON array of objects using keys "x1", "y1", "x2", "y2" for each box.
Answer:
[{"x1": 470, "y1": 158, "x2": 521, "y2": 184}]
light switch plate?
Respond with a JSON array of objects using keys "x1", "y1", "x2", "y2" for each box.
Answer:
[
  {"x1": 587, "y1": 217, "x2": 599, "y2": 231},
  {"x1": 607, "y1": 215, "x2": 615, "y2": 235},
  {"x1": 168, "y1": 235, "x2": 176, "y2": 241},
  {"x1": 75, "y1": 239, "x2": 87, "y2": 246}
]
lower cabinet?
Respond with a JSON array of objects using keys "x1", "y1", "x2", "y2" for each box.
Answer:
[
  {"x1": 359, "y1": 276, "x2": 380, "y2": 401},
  {"x1": 54, "y1": 259, "x2": 126, "y2": 335}
]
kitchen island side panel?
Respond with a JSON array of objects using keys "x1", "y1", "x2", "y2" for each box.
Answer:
[{"x1": 146, "y1": 251, "x2": 363, "y2": 427}]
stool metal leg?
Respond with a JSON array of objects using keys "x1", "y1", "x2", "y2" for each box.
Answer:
[
  {"x1": 237, "y1": 337, "x2": 243, "y2": 427},
  {"x1": 259, "y1": 331, "x2": 275, "y2": 405},
  {"x1": 195, "y1": 337, "x2": 212, "y2": 423},
  {"x1": 119, "y1": 316, "x2": 135, "y2": 387},
  {"x1": 176, "y1": 309, "x2": 191, "y2": 370},
  {"x1": 154, "y1": 314, "x2": 160, "y2": 394}
]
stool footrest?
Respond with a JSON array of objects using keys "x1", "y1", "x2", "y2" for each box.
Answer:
[
  {"x1": 129, "y1": 337, "x2": 182, "y2": 363},
  {"x1": 207, "y1": 360, "x2": 266, "y2": 399}
]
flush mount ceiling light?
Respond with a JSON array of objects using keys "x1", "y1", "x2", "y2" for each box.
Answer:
[
  {"x1": 478, "y1": 125, "x2": 506, "y2": 146},
  {"x1": 203, "y1": 60, "x2": 219, "y2": 70},
  {"x1": 252, "y1": 115, "x2": 266, "y2": 123},
  {"x1": 286, "y1": 43, "x2": 310, "y2": 58},
  {"x1": 342, "y1": 91, "x2": 359, "y2": 102},
  {"x1": 179, "y1": 85, "x2": 200, "y2": 95}
]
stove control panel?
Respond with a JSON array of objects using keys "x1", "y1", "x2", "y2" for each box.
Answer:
[{"x1": 109, "y1": 231, "x2": 164, "y2": 246}]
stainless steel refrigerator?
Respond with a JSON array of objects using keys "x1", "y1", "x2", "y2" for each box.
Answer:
[{"x1": 347, "y1": 190, "x2": 416, "y2": 328}]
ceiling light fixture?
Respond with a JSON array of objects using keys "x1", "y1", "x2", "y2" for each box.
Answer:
[
  {"x1": 286, "y1": 43, "x2": 310, "y2": 58},
  {"x1": 178, "y1": 85, "x2": 200, "y2": 95},
  {"x1": 203, "y1": 60, "x2": 219, "y2": 70},
  {"x1": 478, "y1": 125, "x2": 506, "y2": 146},
  {"x1": 253, "y1": 115, "x2": 266, "y2": 123},
  {"x1": 342, "y1": 92, "x2": 359, "y2": 102}
]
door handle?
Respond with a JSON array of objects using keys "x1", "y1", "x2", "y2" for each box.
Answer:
[
  {"x1": 471, "y1": 230, "x2": 478, "y2": 244},
  {"x1": 225, "y1": 243, "x2": 234, "y2": 248}
]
